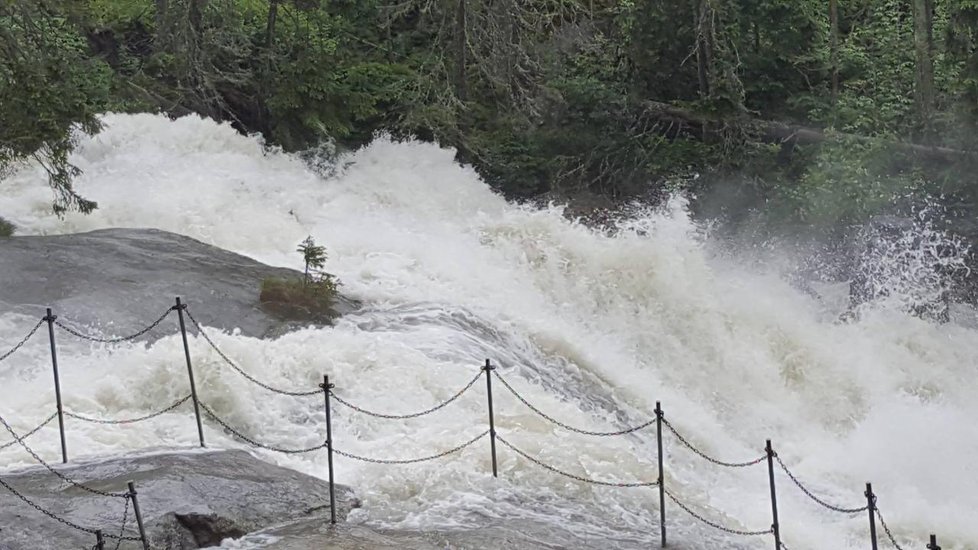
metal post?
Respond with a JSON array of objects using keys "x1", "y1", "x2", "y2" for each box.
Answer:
[
  {"x1": 483, "y1": 359, "x2": 498, "y2": 478},
  {"x1": 43, "y1": 308, "x2": 68, "y2": 463},
  {"x1": 766, "y1": 440, "x2": 781, "y2": 550},
  {"x1": 927, "y1": 534, "x2": 941, "y2": 550},
  {"x1": 127, "y1": 481, "x2": 150, "y2": 550},
  {"x1": 174, "y1": 297, "x2": 205, "y2": 448},
  {"x1": 655, "y1": 401, "x2": 666, "y2": 547},
  {"x1": 95, "y1": 530, "x2": 104, "y2": 550},
  {"x1": 321, "y1": 374, "x2": 336, "y2": 525},
  {"x1": 866, "y1": 483, "x2": 878, "y2": 550}
]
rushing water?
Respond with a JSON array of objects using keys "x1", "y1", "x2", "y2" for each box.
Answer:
[{"x1": 1, "y1": 113, "x2": 977, "y2": 549}]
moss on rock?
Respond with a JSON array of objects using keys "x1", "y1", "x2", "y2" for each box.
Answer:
[{"x1": 259, "y1": 277, "x2": 338, "y2": 323}]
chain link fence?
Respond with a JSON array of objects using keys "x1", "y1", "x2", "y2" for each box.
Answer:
[
  {"x1": 775, "y1": 455, "x2": 868, "y2": 514},
  {"x1": 877, "y1": 507, "x2": 908, "y2": 550},
  {"x1": 0, "y1": 413, "x2": 129, "y2": 498},
  {"x1": 0, "y1": 412, "x2": 57, "y2": 450},
  {"x1": 0, "y1": 319, "x2": 44, "y2": 363},
  {"x1": 495, "y1": 433, "x2": 658, "y2": 487},
  {"x1": 330, "y1": 370, "x2": 483, "y2": 419},
  {"x1": 664, "y1": 487, "x2": 773, "y2": 537},
  {"x1": 185, "y1": 308, "x2": 321, "y2": 397},
  {"x1": 106, "y1": 495, "x2": 135, "y2": 550},
  {"x1": 199, "y1": 401, "x2": 326, "y2": 454},
  {"x1": 0, "y1": 304, "x2": 937, "y2": 549},
  {"x1": 494, "y1": 371, "x2": 656, "y2": 436},
  {"x1": 54, "y1": 307, "x2": 174, "y2": 344},
  {"x1": 0, "y1": 474, "x2": 141, "y2": 542},
  {"x1": 65, "y1": 395, "x2": 192, "y2": 425},
  {"x1": 663, "y1": 418, "x2": 766, "y2": 468},
  {"x1": 334, "y1": 430, "x2": 489, "y2": 465}
]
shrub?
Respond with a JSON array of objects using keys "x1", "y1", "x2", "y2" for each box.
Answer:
[
  {"x1": 259, "y1": 236, "x2": 339, "y2": 322},
  {"x1": 0, "y1": 216, "x2": 14, "y2": 237},
  {"x1": 259, "y1": 277, "x2": 338, "y2": 322}
]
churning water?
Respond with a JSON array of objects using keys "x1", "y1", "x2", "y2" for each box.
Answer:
[{"x1": 1, "y1": 113, "x2": 977, "y2": 549}]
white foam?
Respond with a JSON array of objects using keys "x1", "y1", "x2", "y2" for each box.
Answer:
[{"x1": 1, "y1": 113, "x2": 975, "y2": 548}]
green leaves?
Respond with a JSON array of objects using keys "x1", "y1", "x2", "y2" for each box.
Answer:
[
  {"x1": 295, "y1": 236, "x2": 338, "y2": 302},
  {"x1": 0, "y1": 5, "x2": 111, "y2": 214},
  {"x1": 298, "y1": 236, "x2": 327, "y2": 273}
]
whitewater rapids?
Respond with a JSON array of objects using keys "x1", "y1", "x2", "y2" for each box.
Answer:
[{"x1": 1, "y1": 113, "x2": 976, "y2": 549}]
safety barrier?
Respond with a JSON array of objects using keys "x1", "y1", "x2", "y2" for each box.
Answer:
[{"x1": 0, "y1": 297, "x2": 949, "y2": 550}]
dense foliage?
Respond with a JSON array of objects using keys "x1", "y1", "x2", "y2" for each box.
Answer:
[
  {"x1": 2, "y1": 0, "x2": 978, "y2": 235},
  {"x1": 260, "y1": 236, "x2": 339, "y2": 321},
  {"x1": 0, "y1": 216, "x2": 13, "y2": 237}
]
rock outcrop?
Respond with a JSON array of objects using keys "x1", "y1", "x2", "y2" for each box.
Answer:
[
  {"x1": 0, "y1": 449, "x2": 357, "y2": 550},
  {"x1": 0, "y1": 228, "x2": 358, "y2": 340}
]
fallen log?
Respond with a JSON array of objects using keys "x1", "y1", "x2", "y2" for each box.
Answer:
[{"x1": 640, "y1": 100, "x2": 978, "y2": 163}]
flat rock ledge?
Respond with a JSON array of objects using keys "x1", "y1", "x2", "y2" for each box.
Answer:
[
  {"x1": 0, "y1": 228, "x2": 359, "y2": 341},
  {"x1": 0, "y1": 449, "x2": 358, "y2": 549}
]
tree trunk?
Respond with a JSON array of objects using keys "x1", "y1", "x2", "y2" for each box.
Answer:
[
  {"x1": 154, "y1": 0, "x2": 168, "y2": 51},
  {"x1": 259, "y1": 0, "x2": 280, "y2": 137},
  {"x1": 265, "y1": 0, "x2": 279, "y2": 49},
  {"x1": 752, "y1": 21, "x2": 759, "y2": 54},
  {"x1": 455, "y1": 0, "x2": 466, "y2": 100},
  {"x1": 639, "y1": 100, "x2": 975, "y2": 162},
  {"x1": 189, "y1": 0, "x2": 205, "y2": 36},
  {"x1": 829, "y1": 0, "x2": 839, "y2": 106},
  {"x1": 187, "y1": 0, "x2": 211, "y2": 117},
  {"x1": 506, "y1": 0, "x2": 519, "y2": 98},
  {"x1": 695, "y1": 0, "x2": 712, "y2": 98},
  {"x1": 912, "y1": 0, "x2": 936, "y2": 135}
]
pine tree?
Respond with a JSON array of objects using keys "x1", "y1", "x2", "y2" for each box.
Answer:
[{"x1": 297, "y1": 236, "x2": 327, "y2": 285}]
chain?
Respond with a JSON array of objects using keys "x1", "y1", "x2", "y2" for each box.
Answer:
[
  {"x1": 330, "y1": 370, "x2": 483, "y2": 419},
  {"x1": 54, "y1": 308, "x2": 174, "y2": 344},
  {"x1": 199, "y1": 401, "x2": 326, "y2": 454},
  {"x1": 495, "y1": 434, "x2": 658, "y2": 487},
  {"x1": 65, "y1": 395, "x2": 192, "y2": 425},
  {"x1": 775, "y1": 456, "x2": 868, "y2": 514},
  {"x1": 334, "y1": 430, "x2": 489, "y2": 465},
  {"x1": 0, "y1": 412, "x2": 57, "y2": 450},
  {"x1": 102, "y1": 494, "x2": 146, "y2": 544},
  {"x1": 662, "y1": 418, "x2": 766, "y2": 468},
  {"x1": 185, "y1": 309, "x2": 321, "y2": 397},
  {"x1": 102, "y1": 495, "x2": 141, "y2": 548},
  {"x1": 876, "y1": 508, "x2": 907, "y2": 550},
  {"x1": 0, "y1": 473, "x2": 100, "y2": 535},
  {"x1": 0, "y1": 474, "x2": 140, "y2": 541},
  {"x1": 112, "y1": 496, "x2": 130, "y2": 550},
  {"x1": 493, "y1": 372, "x2": 656, "y2": 436},
  {"x1": 0, "y1": 413, "x2": 128, "y2": 498},
  {"x1": 0, "y1": 319, "x2": 44, "y2": 362},
  {"x1": 664, "y1": 488, "x2": 773, "y2": 537}
]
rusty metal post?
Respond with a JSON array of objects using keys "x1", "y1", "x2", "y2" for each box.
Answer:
[
  {"x1": 43, "y1": 308, "x2": 68, "y2": 463},
  {"x1": 483, "y1": 359, "x2": 498, "y2": 477},
  {"x1": 321, "y1": 374, "x2": 336, "y2": 525},
  {"x1": 656, "y1": 401, "x2": 666, "y2": 547},
  {"x1": 866, "y1": 483, "x2": 878, "y2": 550},
  {"x1": 128, "y1": 481, "x2": 150, "y2": 550},
  {"x1": 174, "y1": 297, "x2": 205, "y2": 447},
  {"x1": 766, "y1": 440, "x2": 781, "y2": 550}
]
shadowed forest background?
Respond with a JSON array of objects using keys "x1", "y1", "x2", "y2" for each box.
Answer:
[{"x1": 3, "y1": 0, "x2": 978, "y2": 246}]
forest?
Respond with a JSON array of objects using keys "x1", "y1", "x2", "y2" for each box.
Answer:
[{"x1": 2, "y1": 0, "x2": 978, "y2": 239}]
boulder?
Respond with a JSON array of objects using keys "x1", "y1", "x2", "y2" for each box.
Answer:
[
  {"x1": 0, "y1": 449, "x2": 357, "y2": 549},
  {"x1": 0, "y1": 228, "x2": 358, "y2": 340}
]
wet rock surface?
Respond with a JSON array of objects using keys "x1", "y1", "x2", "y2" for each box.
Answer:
[
  {"x1": 0, "y1": 228, "x2": 358, "y2": 340},
  {"x1": 0, "y1": 449, "x2": 357, "y2": 549}
]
